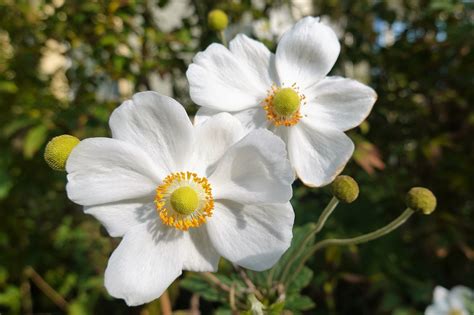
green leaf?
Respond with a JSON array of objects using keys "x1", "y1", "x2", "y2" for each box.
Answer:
[
  {"x1": 180, "y1": 273, "x2": 224, "y2": 302},
  {"x1": 23, "y1": 125, "x2": 48, "y2": 159},
  {"x1": 271, "y1": 223, "x2": 316, "y2": 283},
  {"x1": 0, "y1": 169, "x2": 13, "y2": 200},
  {"x1": 287, "y1": 267, "x2": 313, "y2": 294},
  {"x1": 284, "y1": 294, "x2": 315, "y2": 311},
  {"x1": 0, "y1": 286, "x2": 21, "y2": 312},
  {"x1": 2, "y1": 118, "x2": 34, "y2": 137},
  {"x1": 0, "y1": 81, "x2": 18, "y2": 93},
  {"x1": 267, "y1": 300, "x2": 285, "y2": 314}
]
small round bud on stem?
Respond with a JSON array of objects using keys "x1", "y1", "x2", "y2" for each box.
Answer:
[
  {"x1": 406, "y1": 187, "x2": 436, "y2": 215},
  {"x1": 208, "y1": 9, "x2": 228, "y2": 31},
  {"x1": 44, "y1": 135, "x2": 80, "y2": 171},
  {"x1": 331, "y1": 175, "x2": 359, "y2": 203}
]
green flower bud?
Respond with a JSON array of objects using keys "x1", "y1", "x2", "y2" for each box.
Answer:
[
  {"x1": 44, "y1": 135, "x2": 80, "y2": 171},
  {"x1": 208, "y1": 9, "x2": 228, "y2": 31},
  {"x1": 406, "y1": 187, "x2": 436, "y2": 215},
  {"x1": 331, "y1": 175, "x2": 359, "y2": 203}
]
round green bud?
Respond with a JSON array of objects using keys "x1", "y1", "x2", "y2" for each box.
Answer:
[
  {"x1": 406, "y1": 187, "x2": 436, "y2": 215},
  {"x1": 331, "y1": 175, "x2": 359, "y2": 203},
  {"x1": 170, "y1": 186, "x2": 199, "y2": 215},
  {"x1": 44, "y1": 135, "x2": 80, "y2": 171},
  {"x1": 273, "y1": 88, "x2": 300, "y2": 116},
  {"x1": 208, "y1": 9, "x2": 228, "y2": 31}
]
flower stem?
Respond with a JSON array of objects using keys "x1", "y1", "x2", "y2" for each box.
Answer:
[
  {"x1": 279, "y1": 197, "x2": 339, "y2": 285},
  {"x1": 287, "y1": 208, "x2": 415, "y2": 285},
  {"x1": 219, "y1": 30, "x2": 227, "y2": 47}
]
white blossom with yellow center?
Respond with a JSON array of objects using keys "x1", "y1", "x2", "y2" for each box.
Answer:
[
  {"x1": 425, "y1": 286, "x2": 473, "y2": 315},
  {"x1": 187, "y1": 16, "x2": 377, "y2": 187},
  {"x1": 65, "y1": 92, "x2": 294, "y2": 306}
]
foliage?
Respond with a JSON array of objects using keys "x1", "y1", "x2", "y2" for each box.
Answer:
[{"x1": 0, "y1": 0, "x2": 472, "y2": 314}]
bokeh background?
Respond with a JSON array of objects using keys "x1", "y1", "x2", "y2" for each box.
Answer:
[{"x1": 0, "y1": 0, "x2": 473, "y2": 314}]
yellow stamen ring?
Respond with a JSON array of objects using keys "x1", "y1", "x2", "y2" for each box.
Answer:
[
  {"x1": 263, "y1": 83, "x2": 306, "y2": 127},
  {"x1": 155, "y1": 172, "x2": 214, "y2": 231}
]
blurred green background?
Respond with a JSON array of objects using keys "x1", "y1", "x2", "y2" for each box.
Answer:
[{"x1": 0, "y1": 0, "x2": 472, "y2": 314}]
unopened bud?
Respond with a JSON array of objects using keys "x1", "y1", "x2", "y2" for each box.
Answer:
[
  {"x1": 44, "y1": 135, "x2": 80, "y2": 171},
  {"x1": 406, "y1": 187, "x2": 436, "y2": 215},
  {"x1": 331, "y1": 175, "x2": 359, "y2": 203},
  {"x1": 208, "y1": 9, "x2": 228, "y2": 31}
]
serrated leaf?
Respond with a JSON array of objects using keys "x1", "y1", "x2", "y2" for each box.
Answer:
[{"x1": 23, "y1": 125, "x2": 48, "y2": 159}]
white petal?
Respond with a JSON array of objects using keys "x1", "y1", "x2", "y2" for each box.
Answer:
[
  {"x1": 84, "y1": 200, "x2": 156, "y2": 237},
  {"x1": 425, "y1": 305, "x2": 445, "y2": 315},
  {"x1": 209, "y1": 129, "x2": 293, "y2": 204},
  {"x1": 105, "y1": 222, "x2": 219, "y2": 306},
  {"x1": 229, "y1": 34, "x2": 277, "y2": 87},
  {"x1": 288, "y1": 121, "x2": 354, "y2": 187},
  {"x1": 275, "y1": 17, "x2": 340, "y2": 89},
  {"x1": 66, "y1": 138, "x2": 161, "y2": 206},
  {"x1": 233, "y1": 107, "x2": 269, "y2": 132},
  {"x1": 109, "y1": 91, "x2": 193, "y2": 176},
  {"x1": 302, "y1": 76, "x2": 377, "y2": 131},
  {"x1": 187, "y1": 43, "x2": 267, "y2": 111},
  {"x1": 194, "y1": 106, "x2": 268, "y2": 133},
  {"x1": 184, "y1": 228, "x2": 220, "y2": 272},
  {"x1": 449, "y1": 286, "x2": 472, "y2": 311},
  {"x1": 432, "y1": 286, "x2": 450, "y2": 311},
  {"x1": 193, "y1": 106, "x2": 219, "y2": 126},
  {"x1": 104, "y1": 223, "x2": 183, "y2": 306},
  {"x1": 190, "y1": 113, "x2": 245, "y2": 176},
  {"x1": 206, "y1": 201, "x2": 294, "y2": 271}
]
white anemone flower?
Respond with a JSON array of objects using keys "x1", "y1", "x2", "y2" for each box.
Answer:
[
  {"x1": 425, "y1": 286, "x2": 474, "y2": 315},
  {"x1": 187, "y1": 17, "x2": 377, "y2": 187},
  {"x1": 66, "y1": 91, "x2": 294, "y2": 306}
]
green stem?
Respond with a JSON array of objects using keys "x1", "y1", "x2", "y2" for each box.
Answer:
[
  {"x1": 278, "y1": 197, "x2": 339, "y2": 285},
  {"x1": 219, "y1": 30, "x2": 227, "y2": 47},
  {"x1": 287, "y1": 208, "x2": 415, "y2": 285}
]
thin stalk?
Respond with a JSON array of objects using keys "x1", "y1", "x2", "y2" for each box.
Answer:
[
  {"x1": 286, "y1": 208, "x2": 415, "y2": 286},
  {"x1": 201, "y1": 272, "x2": 231, "y2": 292},
  {"x1": 24, "y1": 266, "x2": 69, "y2": 311},
  {"x1": 159, "y1": 290, "x2": 172, "y2": 315},
  {"x1": 219, "y1": 30, "x2": 227, "y2": 47},
  {"x1": 279, "y1": 197, "x2": 339, "y2": 285}
]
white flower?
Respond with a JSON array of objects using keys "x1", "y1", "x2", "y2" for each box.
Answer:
[
  {"x1": 253, "y1": 5, "x2": 294, "y2": 41},
  {"x1": 425, "y1": 286, "x2": 474, "y2": 315},
  {"x1": 187, "y1": 17, "x2": 377, "y2": 187},
  {"x1": 66, "y1": 91, "x2": 294, "y2": 306},
  {"x1": 147, "y1": 0, "x2": 193, "y2": 33}
]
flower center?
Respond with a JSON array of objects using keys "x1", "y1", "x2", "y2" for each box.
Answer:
[
  {"x1": 449, "y1": 310, "x2": 463, "y2": 315},
  {"x1": 263, "y1": 84, "x2": 306, "y2": 127},
  {"x1": 273, "y1": 88, "x2": 300, "y2": 116},
  {"x1": 155, "y1": 172, "x2": 214, "y2": 231},
  {"x1": 170, "y1": 186, "x2": 199, "y2": 215}
]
